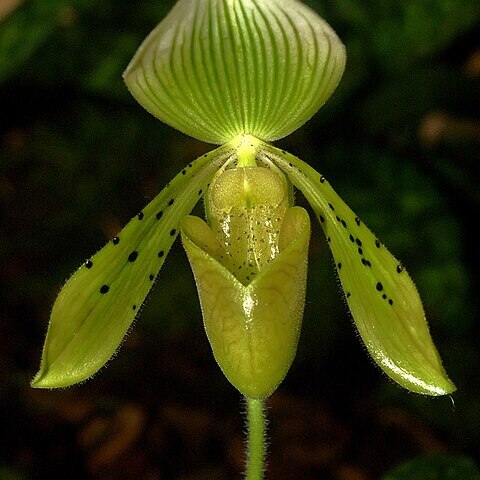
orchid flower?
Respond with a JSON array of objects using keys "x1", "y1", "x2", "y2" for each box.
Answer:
[{"x1": 33, "y1": 0, "x2": 455, "y2": 403}]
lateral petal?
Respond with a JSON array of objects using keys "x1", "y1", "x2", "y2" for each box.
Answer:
[
  {"x1": 261, "y1": 143, "x2": 456, "y2": 396},
  {"x1": 32, "y1": 145, "x2": 232, "y2": 388}
]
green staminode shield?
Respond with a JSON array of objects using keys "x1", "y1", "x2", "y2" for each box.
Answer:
[{"x1": 123, "y1": 0, "x2": 346, "y2": 144}]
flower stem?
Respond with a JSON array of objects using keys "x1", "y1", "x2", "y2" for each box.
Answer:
[{"x1": 245, "y1": 397, "x2": 267, "y2": 480}]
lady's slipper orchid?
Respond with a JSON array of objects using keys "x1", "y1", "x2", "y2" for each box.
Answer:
[{"x1": 32, "y1": 0, "x2": 455, "y2": 399}]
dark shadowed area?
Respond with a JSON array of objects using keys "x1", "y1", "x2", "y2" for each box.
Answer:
[{"x1": 0, "y1": 0, "x2": 479, "y2": 479}]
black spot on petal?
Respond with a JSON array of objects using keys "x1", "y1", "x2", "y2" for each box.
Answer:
[
  {"x1": 355, "y1": 217, "x2": 361, "y2": 226},
  {"x1": 376, "y1": 282, "x2": 383, "y2": 291},
  {"x1": 349, "y1": 234, "x2": 355, "y2": 243},
  {"x1": 149, "y1": 274, "x2": 154, "y2": 281},
  {"x1": 168, "y1": 198, "x2": 174, "y2": 206},
  {"x1": 156, "y1": 211, "x2": 163, "y2": 220},
  {"x1": 132, "y1": 304, "x2": 137, "y2": 310},
  {"x1": 389, "y1": 299, "x2": 394, "y2": 305},
  {"x1": 182, "y1": 169, "x2": 186, "y2": 175},
  {"x1": 337, "y1": 262, "x2": 342, "y2": 269},
  {"x1": 320, "y1": 175, "x2": 325, "y2": 183},
  {"x1": 138, "y1": 212, "x2": 144, "y2": 220},
  {"x1": 198, "y1": 189, "x2": 203, "y2": 195},
  {"x1": 397, "y1": 263, "x2": 404, "y2": 273},
  {"x1": 112, "y1": 237, "x2": 120, "y2": 245},
  {"x1": 170, "y1": 229, "x2": 176, "y2": 236},
  {"x1": 128, "y1": 251, "x2": 138, "y2": 262},
  {"x1": 85, "y1": 260, "x2": 93, "y2": 269},
  {"x1": 319, "y1": 215, "x2": 325, "y2": 223},
  {"x1": 328, "y1": 203, "x2": 335, "y2": 211},
  {"x1": 355, "y1": 238, "x2": 362, "y2": 246},
  {"x1": 158, "y1": 250, "x2": 165, "y2": 258},
  {"x1": 100, "y1": 284, "x2": 110, "y2": 294},
  {"x1": 375, "y1": 239, "x2": 381, "y2": 248}
]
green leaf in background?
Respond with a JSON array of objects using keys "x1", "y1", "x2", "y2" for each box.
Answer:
[
  {"x1": 320, "y1": 0, "x2": 480, "y2": 73},
  {"x1": 0, "y1": 0, "x2": 62, "y2": 83},
  {"x1": 381, "y1": 454, "x2": 480, "y2": 480},
  {"x1": 0, "y1": 466, "x2": 27, "y2": 480}
]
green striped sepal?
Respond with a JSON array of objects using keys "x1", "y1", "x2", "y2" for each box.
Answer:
[{"x1": 123, "y1": 0, "x2": 346, "y2": 144}]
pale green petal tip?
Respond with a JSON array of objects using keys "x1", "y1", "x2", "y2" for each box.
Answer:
[
  {"x1": 31, "y1": 370, "x2": 50, "y2": 389},
  {"x1": 31, "y1": 341, "x2": 98, "y2": 388},
  {"x1": 31, "y1": 368, "x2": 85, "y2": 389},
  {"x1": 31, "y1": 335, "x2": 103, "y2": 389},
  {"x1": 123, "y1": 0, "x2": 346, "y2": 143},
  {"x1": 374, "y1": 350, "x2": 456, "y2": 396}
]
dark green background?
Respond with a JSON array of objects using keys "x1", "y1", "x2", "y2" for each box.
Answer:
[{"x1": 1, "y1": 0, "x2": 479, "y2": 479}]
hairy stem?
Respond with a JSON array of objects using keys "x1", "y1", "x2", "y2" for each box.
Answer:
[{"x1": 245, "y1": 397, "x2": 267, "y2": 480}]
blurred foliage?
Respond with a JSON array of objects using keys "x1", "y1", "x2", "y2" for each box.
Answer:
[
  {"x1": 381, "y1": 454, "x2": 480, "y2": 480},
  {"x1": 0, "y1": 0, "x2": 479, "y2": 479}
]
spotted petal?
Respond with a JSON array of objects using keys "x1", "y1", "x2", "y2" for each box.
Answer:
[
  {"x1": 32, "y1": 145, "x2": 232, "y2": 388},
  {"x1": 123, "y1": 0, "x2": 346, "y2": 144},
  {"x1": 261, "y1": 143, "x2": 455, "y2": 396}
]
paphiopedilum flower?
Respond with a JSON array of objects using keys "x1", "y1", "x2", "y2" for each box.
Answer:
[{"x1": 32, "y1": 0, "x2": 455, "y2": 399}]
